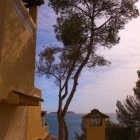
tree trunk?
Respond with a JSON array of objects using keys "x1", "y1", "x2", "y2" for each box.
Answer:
[
  {"x1": 57, "y1": 113, "x2": 68, "y2": 140},
  {"x1": 57, "y1": 32, "x2": 94, "y2": 140},
  {"x1": 57, "y1": 110, "x2": 64, "y2": 140},
  {"x1": 57, "y1": 91, "x2": 64, "y2": 140},
  {"x1": 64, "y1": 119, "x2": 69, "y2": 140}
]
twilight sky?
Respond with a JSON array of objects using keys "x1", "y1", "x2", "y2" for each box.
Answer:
[{"x1": 35, "y1": 0, "x2": 140, "y2": 113}]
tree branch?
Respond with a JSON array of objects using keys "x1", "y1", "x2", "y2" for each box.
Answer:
[
  {"x1": 61, "y1": 83, "x2": 68, "y2": 100},
  {"x1": 83, "y1": 0, "x2": 92, "y2": 17},
  {"x1": 95, "y1": 12, "x2": 120, "y2": 31},
  {"x1": 61, "y1": 61, "x2": 76, "y2": 100},
  {"x1": 48, "y1": 72, "x2": 60, "y2": 81},
  {"x1": 94, "y1": 3, "x2": 118, "y2": 18},
  {"x1": 62, "y1": 32, "x2": 94, "y2": 116},
  {"x1": 67, "y1": 2, "x2": 91, "y2": 18}
]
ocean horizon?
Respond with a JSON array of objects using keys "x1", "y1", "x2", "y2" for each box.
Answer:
[{"x1": 45, "y1": 113, "x2": 117, "y2": 140}]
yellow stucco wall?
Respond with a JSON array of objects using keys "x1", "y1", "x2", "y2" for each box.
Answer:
[
  {"x1": 0, "y1": 105, "x2": 28, "y2": 140},
  {"x1": 28, "y1": 105, "x2": 47, "y2": 140},
  {"x1": 86, "y1": 118, "x2": 106, "y2": 140},
  {"x1": 28, "y1": 89, "x2": 47, "y2": 140},
  {"x1": 0, "y1": 0, "x2": 36, "y2": 100},
  {"x1": 0, "y1": 0, "x2": 5, "y2": 62},
  {"x1": 0, "y1": 1, "x2": 47, "y2": 140}
]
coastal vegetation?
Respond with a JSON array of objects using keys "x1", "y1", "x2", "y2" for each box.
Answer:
[
  {"x1": 75, "y1": 119, "x2": 86, "y2": 140},
  {"x1": 75, "y1": 70, "x2": 140, "y2": 140},
  {"x1": 36, "y1": 0, "x2": 139, "y2": 140},
  {"x1": 116, "y1": 70, "x2": 140, "y2": 139},
  {"x1": 75, "y1": 119, "x2": 132, "y2": 140},
  {"x1": 105, "y1": 120, "x2": 132, "y2": 140}
]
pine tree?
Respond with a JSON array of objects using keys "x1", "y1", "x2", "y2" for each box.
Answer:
[
  {"x1": 116, "y1": 70, "x2": 140, "y2": 139},
  {"x1": 37, "y1": 1, "x2": 139, "y2": 139}
]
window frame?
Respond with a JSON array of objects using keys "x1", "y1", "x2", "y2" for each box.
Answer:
[{"x1": 90, "y1": 117, "x2": 102, "y2": 126}]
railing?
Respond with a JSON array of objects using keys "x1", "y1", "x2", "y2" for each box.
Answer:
[
  {"x1": 12, "y1": 0, "x2": 36, "y2": 36},
  {"x1": 44, "y1": 123, "x2": 49, "y2": 134}
]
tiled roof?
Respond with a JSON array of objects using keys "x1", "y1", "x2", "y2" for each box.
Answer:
[{"x1": 83, "y1": 109, "x2": 109, "y2": 118}]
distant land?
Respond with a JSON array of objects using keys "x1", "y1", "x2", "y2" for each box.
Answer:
[
  {"x1": 49, "y1": 111, "x2": 76, "y2": 114},
  {"x1": 48, "y1": 112, "x2": 118, "y2": 123}
]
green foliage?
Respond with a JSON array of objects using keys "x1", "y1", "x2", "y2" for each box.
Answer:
[
  {"x1": 116, "y1": 70, "x2": 140, "y2": 139},
  {"x1": 55, "y1": 14, "x2": 87, "y2": 46},
  {"x1": 75, "y1": 119, "x2": 86, "y2": 140},
  {"x1": 49, "y1": 0, "x2": 139, "y2": 48},
  {"x1": 75, "y1": 119, "x2": 132, "y2": 140},
  {"x1": 105, "y1": 120, "x2": 132, "y2": 140}
]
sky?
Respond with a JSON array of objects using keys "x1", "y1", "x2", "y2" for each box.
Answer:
[{"x1": 35, "y1": 0, "x2": 140, "y2": 113}]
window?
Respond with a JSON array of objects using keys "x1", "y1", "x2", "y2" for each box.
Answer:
[{"x1": 90, "y1": 118, "x2": 102, "y2": 126}]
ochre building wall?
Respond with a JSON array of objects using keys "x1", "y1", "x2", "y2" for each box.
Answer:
[
  {"x1": 0, "y1": 105, "x2": 28, "y2": 140},
  {"x1": 0, "y1": 0, "x2": 36, "y2": 100},
  {"x1": 28, "y1": 89, "x2": 47, "y2": 140},
  {"x1": 0, "y1": 0, "x2": 47, "y2": 140},
  {"x1": 86, "y1": 118, "x2": 106, "y2": 140},
  {"x1": 28, "y1": 105, "x2": 47, "y2": 139}
]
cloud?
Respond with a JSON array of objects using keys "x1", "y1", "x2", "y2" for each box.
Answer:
[{"x1": 69, "y1": 66, "x2": 138, "y2": 113}]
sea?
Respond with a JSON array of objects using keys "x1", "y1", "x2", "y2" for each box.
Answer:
[{"x1": 45, "y1": 113, "x2": 117, "y2": 140}]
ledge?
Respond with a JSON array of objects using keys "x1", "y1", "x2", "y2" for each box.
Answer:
[
  {"x1": 0, "y1": 90, "x2": 44, "y2": 106},
  {"x1": 13, "y1": 90, "x2": 44, "y2": 102}
]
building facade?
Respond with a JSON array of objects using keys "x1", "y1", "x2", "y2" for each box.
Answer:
[
  {"x1": 0, "y1": 0, "x2": 48, "y2": 139},
  {"x1": 83, "y1": 109, "x2": 109, "y2": 140}
]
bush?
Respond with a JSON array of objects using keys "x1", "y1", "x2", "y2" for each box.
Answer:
[{"x1": 106, "y1": 120, "x2": 132, "y2": 140}]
